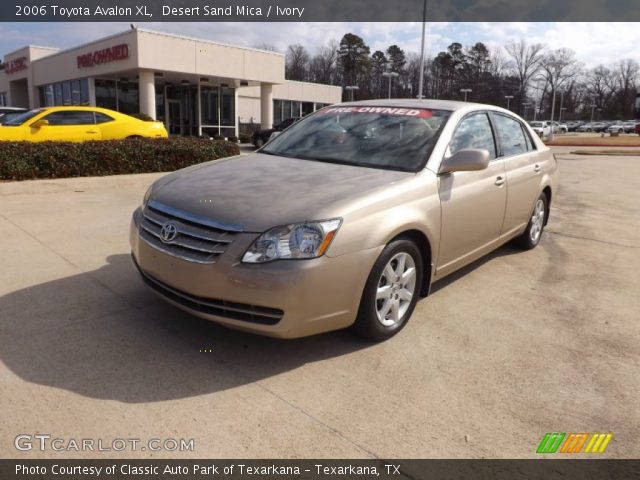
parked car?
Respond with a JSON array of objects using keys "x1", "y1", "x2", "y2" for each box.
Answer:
[
  {"x1": 577, "y1": 122, "x2": 607, "y2": 132},
  {"x1": 529, "y1": 121, "x2": 551, "y2": 136},
  {"x1": 623, "y1": 121, "x2": 638, "y2": 133},
  {"x1": 0, "y1": 106, "x2": 168, "y2": 142},
  {"x1": 566, "y1": 121, "x2": 583, "y2": 132},
  {"x1": 0, "y1": 111, "x2": 28, "y2": 125},
  {"x1": 636, "y1": 123, "x2": 640, "y2": 135},
  {"x1": 607, "y1": 123, "x2": 628, "y2": 133},
  {"x1": 551, "y1": 121, "x2": 568, "y2": 133},
  {"x1": 131, "y1": 100, "x2": 558, "y2": 340},
  {"x1": 251, "y1": 117, "x2": 300, "y2": 147},
  {"x1": 0, "y1": 107, "x2": 27, "y2": 122}
]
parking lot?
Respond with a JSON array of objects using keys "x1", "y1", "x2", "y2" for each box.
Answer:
[{"x1": 1, "y1": 146, "x2": 639, "y2": 459}]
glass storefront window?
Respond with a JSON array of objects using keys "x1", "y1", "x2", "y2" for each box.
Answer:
[
  {"x1": 80, "y1": 79, "x2": 89, "y2": 105},
  {"x1": 302, "y1": 102, "x2": 314, "y2": 116},
  {"x1": 117, "y1": 80, "x2": 139, "y2": 114},
  {"x1": 95, "y1": 79, "x2": 117, "y2": 110},
  {"x1": 54, "y1": 84, "x2": 63, "y2": 105},
  {"x1": 273, "y1": 99, "x2": 283, "y2": 125},
  {"x1": 200, "y1": 86, "x2": 219, "y2": 126},
  {"x1": 62, "y1": 82, "x2": 72, "y2": 105},
  {"x1": 221, "y1": 87, "x2": 234, "y2": 126},
  {"x1": 71, "y1": 80, "x2": 81, "y2": 105}
]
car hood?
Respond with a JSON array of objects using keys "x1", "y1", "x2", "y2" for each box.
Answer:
[{"x1": 150, "y1": 153, "x2": 412, "y2": 232}]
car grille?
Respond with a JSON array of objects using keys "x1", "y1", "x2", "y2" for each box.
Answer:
[
  {"x1": 139, "y1": 202, "x2": 238, "y2": 264},
  {"x1": 133, "y1": 256, "x2": 283, "y2": 325}
]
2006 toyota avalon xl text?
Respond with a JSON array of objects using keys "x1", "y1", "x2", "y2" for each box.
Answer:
[{"x1": 130, "y1": 100, "x2": 558, "y2": 341}]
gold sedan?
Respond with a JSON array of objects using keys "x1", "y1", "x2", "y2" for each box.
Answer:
[
  {"x1": 131, "y1": 100, "x2": 558, "y2": 341},
  {"x1": 0, "y1": 106, "x2": 167, "y2": 142}
]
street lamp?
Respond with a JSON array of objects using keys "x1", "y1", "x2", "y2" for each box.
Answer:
[
  {"x1": 505, "y1": 95, "x2": 514, "y2": 110},
  {"x1": 345, "y1": 85, "x2": 359, "y2": 102},
  {"x1": 522, "y1": 102, "x2": 531, "y2": 121},
  {"x1": 460, "y1": 88, "x2": 472, "y2": 102},
  {"x1": 382, "y1": 71, "x2": 399, "y2": 99}
]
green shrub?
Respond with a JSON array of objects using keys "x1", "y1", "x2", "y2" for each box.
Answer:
[{"x1": 0, "y1": 137, "x2": 240, "y2": 181}]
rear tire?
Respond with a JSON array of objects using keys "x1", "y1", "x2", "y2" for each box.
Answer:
[
  {"x1": 353, "y1": 239, "x2": 423, "y2": 341},
  {"x1": 515, "y1": 192, "x2": 548, "y2": 250}
]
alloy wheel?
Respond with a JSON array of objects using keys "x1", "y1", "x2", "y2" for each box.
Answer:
[{"x1": 375, "y1": 252, "x2": 417, "y2": 327}]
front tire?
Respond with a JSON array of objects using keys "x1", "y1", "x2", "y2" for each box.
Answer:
[
  {"x1": 353, "y1": 239, "x2": 423, "y2": 341},
  {"x1": 515, "y1": 192, "x2": 548, "y2": 250},
  {"x1": 254, "y1": 138, "x2": 264, "y2": 148}
]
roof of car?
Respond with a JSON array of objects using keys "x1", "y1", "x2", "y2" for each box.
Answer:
[{"x1": 336, "y1": 99, "x2": 487, "y2": 111}]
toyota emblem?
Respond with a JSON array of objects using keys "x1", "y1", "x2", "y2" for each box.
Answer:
[{"x1": 160, "y1": 222, "x2": 178, "y2": 243}]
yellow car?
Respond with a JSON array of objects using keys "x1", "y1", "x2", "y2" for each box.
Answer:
[{"x1": 0, "y1": 106, "x2": 168, "y2": 142}]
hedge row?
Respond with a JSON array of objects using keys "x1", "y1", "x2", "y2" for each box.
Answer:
[{"x1": 0, "y1": 138, "x2": 241, "y2": 181}]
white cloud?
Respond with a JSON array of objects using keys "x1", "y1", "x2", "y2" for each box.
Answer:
[{"x1": 1, "y1": 21, "x2": 639, "y2": 69}]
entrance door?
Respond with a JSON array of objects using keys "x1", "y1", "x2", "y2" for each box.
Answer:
[{"x1": 166, "y1": 100, "x2": 183, "y2": 136}]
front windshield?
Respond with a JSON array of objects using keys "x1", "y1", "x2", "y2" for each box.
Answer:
[
  {"x1": 261, "y1": 106, "x2": 451, "y2": 172},
  {"x1": 2, "y1": 109, "x2": 44, "y2": 126}
]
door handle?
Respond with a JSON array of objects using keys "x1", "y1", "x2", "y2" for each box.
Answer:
[
  {"x1": 495, "y1": 176, "x2": 505, "y2": 187},
  {"x1": 86, "y1": 130, "x2": 98, "y2": 134},
  {"x1": 533, "y1": 164, "x2": 541, "y2": 173}
]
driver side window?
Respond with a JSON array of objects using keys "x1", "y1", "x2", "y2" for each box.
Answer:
[{"x1": 449, "y1": 113, "x2": 497, "y2": 159}]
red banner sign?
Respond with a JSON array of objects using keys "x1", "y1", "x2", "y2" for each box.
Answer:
[
  {"x1": 5, "y1": 56, "x2": 28, "y2": 75},
  {"x1": 77, "y1": 44, "x2": 129, "y2": 69}
]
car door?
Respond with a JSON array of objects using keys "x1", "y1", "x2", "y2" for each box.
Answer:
[
  {"x1": 492, "y1": 113, "x2": 543, "y2": 237},
  {"x1": 436, "y1": 112, "x2": 507, "y2": 276},
  {"x1": 29, "y1": 110, "x2": 101, "y2": 142}
]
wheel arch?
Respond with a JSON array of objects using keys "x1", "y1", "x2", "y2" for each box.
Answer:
[
  {"x1": 388, "y1": 229, "x2": 433, "y2": 298},
  {"x1": 542, "y1": 185, "x2": 552, "y2": 226}
]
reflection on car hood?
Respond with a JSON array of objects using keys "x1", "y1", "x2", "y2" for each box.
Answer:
[{"x1": 151, "y1": 153, "x2": 412, "y2": 232}]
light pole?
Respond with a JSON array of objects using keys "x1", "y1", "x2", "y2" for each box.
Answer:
[
  {"x1": 345, "y1": 85, "x2": 359, "y2": 102},
  {"x1": 417, "y1": 0, "x2": 427, "y2": 99},
  {"x1": 382, "y1": 71, "x2": 399, "y2": 99},
  {"x1": 590, "y1": 104, "x2": 596, "y2": 123},
  {"x1": 505, "y1": 95, "x2": 514, "y2": 110},
  {"x1": 460, "y1": 88, "x2": 472, "y2": 102},
  {"x1": 597, "y1": 108, "x2": 602, "y2": 121},
  {"x1": 522, "y1": 102, "x2": 531, "y2": 121}
]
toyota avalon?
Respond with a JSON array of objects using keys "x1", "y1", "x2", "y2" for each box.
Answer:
[{"x1": 130, "y1": 100, "x2": 558, "y2": 340}]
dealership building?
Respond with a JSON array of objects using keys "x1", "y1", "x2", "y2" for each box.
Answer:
[{"x1": 0, "y1": 28, "x2": 342, "y2": 137}]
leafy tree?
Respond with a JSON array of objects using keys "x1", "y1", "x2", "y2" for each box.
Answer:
[{"x1": 337, "y1": 33, "x2": 371, "y2": 100}]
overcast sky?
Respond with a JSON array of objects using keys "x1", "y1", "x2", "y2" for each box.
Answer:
[{"x1": 1, "y1": 22, "x2": 639, "y2": 68}]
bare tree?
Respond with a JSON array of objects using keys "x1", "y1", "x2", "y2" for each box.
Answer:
[
  {"x1": 505, "y1": 40, "x2": 546, "y2": 114},
  {"x1": 584, "y1": 65, "x2": 616, "y2": 110},
  {"x1": 540, "y1": 48, "x2": 582, "y2": 131},
  {"x1": 614, "y1": 59, "x2": 639, "y2": 118},
  {"x1": 309, "y1": 40, "x2": 338, "y2": 85},
  {"x1": 285, "y1": 44, "x2": 310, "y2": 81}
]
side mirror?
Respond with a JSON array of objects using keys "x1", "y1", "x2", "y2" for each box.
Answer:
[
  {"x1": 439, "y1": 149, "x2": 490, "y2": 174},
  {"x1": 31, "y1": 119, "x2": 49, "y2": 128}
]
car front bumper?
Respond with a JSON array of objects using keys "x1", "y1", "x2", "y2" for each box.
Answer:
[{"x1": 129, "y1": 207, "x2": 382, "y2": 338}]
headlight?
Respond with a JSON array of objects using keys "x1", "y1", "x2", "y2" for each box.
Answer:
[
  {"x1": 242, "y1": 219, "x2": 342, "y2": 263},
  {"x1": 142, "y1": 186, "x2": 152, "y2": 209}
]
